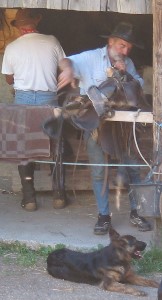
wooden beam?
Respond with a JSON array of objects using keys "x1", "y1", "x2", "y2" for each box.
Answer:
[
  {"x1": 152, "y1": 0, "x2": 162, "y2": 246},
  {"x1": 0, "y1": 0, "x2": 152, "y2": 13},
  {"x1": 105, "y1": 111, "x2": 153, "y2": 123}
]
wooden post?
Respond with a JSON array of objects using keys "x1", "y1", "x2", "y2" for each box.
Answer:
[{"x1": 152, "y1": 0, "x2": 162, "y2": 246}]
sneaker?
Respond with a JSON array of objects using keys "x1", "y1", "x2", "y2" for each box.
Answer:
[
  {"x1": 130, "y1": 210, "x2": 152, "y2": 232},
  {"x1": 94, "y1": 214, "x2": 111, "y2": 235}
]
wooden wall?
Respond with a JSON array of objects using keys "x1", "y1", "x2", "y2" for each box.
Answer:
[{"x1": 0, "y1": 0, "x2": 152, "y2": 14}]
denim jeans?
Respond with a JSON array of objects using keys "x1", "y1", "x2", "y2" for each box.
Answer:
[
  {"x1": 15, "y1": 90, "x2": 58, "y2": 106},
  {"x1": 85, "y1": 133, "x2": 140, "y2": 215},
  {"x1": 86, "y1": 133, "x2": 109, "y2": 215},
  {"x1": 126, "y1": 161, "x2": 141, "y2": 211}
]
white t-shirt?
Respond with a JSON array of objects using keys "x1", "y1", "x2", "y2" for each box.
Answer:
[{"x1": 1, "y1": 33, "x2": 65, "y2": 92}]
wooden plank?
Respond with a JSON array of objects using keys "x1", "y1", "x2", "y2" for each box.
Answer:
[
  {"x1": 145, "y1": 0, "x2": 153, "y2": 14},
  {"x1": 12, "y1": 165, "x2": 150, "y2": 192},
  {"x1": 107, "y1": 0, "x2": 118, "y2": 12},
  {"x1": 22, "y1": 0, "x2": 47, "y2": 8},
  {"x1": 0, "y1": 0, "x2": 47, "y2": 8},
  {"x1": 100, "y1": 0, "x2": 107, "y2": 11},
  {"x1": 47, "y1": 0, "x2": 68, "y2": 9},
  {"x1": 153, "y1": 0, "x2": 162, "y2": 155},
  {"x1": 105, "y1": 111, "x2": 153, "y2": 123},
  {"x1": 152, "y1": 0, "x2": 162, "y2": 245},
  {"x1": 106, "y1": 0, "x2": 152, "y2": 13},
  {"x1": 0, "y1": 0, "x2": 152, "y2": 13},
  {"x1": 68, "y1": 0, "x2": 101, "y2": 11},
  {"x1": 105, "y1": 0, "x2": 152, "y2": 14},
  {"x1": 117, "y1": 0, "x2": 152, "y2": 14},
  {"x1": 12, "y1": 169, "x2": 93, "y2": 191},
  {"x1": 0, "y1": 0, "x2": 10, "y2": 7}
]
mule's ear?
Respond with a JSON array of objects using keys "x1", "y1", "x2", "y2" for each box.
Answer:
[{"x1": 109, "y1": 227, "x2": 120, "y2": 240}]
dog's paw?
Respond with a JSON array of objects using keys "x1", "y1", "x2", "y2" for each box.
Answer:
[
  {"x1": 151, "y1": 281, "x2": 160, "y2": 288},
  {"x1": 136, "y1": 290, "x2": 147, "y2": 297}
]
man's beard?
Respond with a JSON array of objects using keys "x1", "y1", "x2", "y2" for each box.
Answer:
[{"x1": 108, "y1": 47, "x2": 124, "y2": 63}]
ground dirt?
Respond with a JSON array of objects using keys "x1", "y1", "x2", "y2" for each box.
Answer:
[
  {"x1": 0, "y1": 171, "x2": 161, "y2": 299},
  {"x1": 0, "y1": 254, "x2": 161, "y2": 300}
]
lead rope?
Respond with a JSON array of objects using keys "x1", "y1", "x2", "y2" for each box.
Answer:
[
  {"x1": 132, "y1": 109, "x2": 152, "y2": 170},
  {"x1": 72, "y1": 130, "x2": 84, "y2": 200},
  {"x1": 132, "y1": 110, "x2": 162, "y2": 176}
]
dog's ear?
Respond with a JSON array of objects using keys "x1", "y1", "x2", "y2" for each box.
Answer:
[{"x1": 109, "y1": 227, "x2": 120, "y2": 240}]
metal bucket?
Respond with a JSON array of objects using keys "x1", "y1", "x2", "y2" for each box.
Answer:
[{"x1": 129, "y1": 182, "x2": 162, "y2": 217}]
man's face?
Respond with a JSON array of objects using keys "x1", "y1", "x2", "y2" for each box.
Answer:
[{"x1": 108, "y1": 37, "x2": 133, "y2": 61}]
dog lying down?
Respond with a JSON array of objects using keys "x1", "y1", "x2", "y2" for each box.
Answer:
[{"x1": 47, "y1": 228, "x2": 159, "y2": 297}]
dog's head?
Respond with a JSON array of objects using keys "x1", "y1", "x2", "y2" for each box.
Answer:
[{"x1": 109, "y1": 227, "x2": 147, "y2": 260}]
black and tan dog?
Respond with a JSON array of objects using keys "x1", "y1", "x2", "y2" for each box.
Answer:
[{"x1": 47, "y1": 228, "x2": 158, "y2": 296}]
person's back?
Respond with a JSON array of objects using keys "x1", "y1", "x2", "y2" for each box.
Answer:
[
  {"x1": 1, "y1": 8, "x2": 67, "y2": 212},
  {"x1": 3, "y1": 33, "x2": 64, "y2": 92},
  {"x1": 2, "y1": 8, "x2": 65, "y2": 106}
]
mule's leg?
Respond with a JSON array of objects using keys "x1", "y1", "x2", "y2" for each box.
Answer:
[{"x1": 52, "y1": 137, "x2": 67, "y2": 209}]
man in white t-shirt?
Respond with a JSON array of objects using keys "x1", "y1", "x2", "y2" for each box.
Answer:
[
  {"x1": 1, "y1": 8, "x2": 66, "y2": 211},
  {"x1": 2, "y1": 8, "x2": 65, "y2": 105}
]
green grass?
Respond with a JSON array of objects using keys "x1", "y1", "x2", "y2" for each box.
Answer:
[
  {"x1": 0, "y1": 241, "x2": 162, "y2": 275},
  {"x1": 133, "y1": 246, "x2": 162, "y2": 274},
  {"x1": 0, "y1": 241, "x2": 65, "y2": 267}
]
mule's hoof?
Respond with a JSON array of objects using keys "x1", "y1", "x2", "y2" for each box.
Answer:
[
  {"x1": 53, "y1": 198, "x2": 66, "y2": 209},
  {"x1": 21, "y1": 202, "x2": 37, "y2": 212}
]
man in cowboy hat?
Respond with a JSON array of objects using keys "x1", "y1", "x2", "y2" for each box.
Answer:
[
  {"x1": 57, "y1": 22, "x2": 152, "y2": 234},
  {"x1": 1, "y1": 8, "x2": 66, "y2": 212}
]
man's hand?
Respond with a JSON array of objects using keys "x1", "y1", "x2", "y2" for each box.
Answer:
[
  {"x1": 57, "y1": 67, "x2": 77, "y2": 91},
  {"x1": 114, "y1": 60, "x2": 126, "y2": 72},
  {"x1": 57, "y1": 58, "x2": 78, "y2": 91}
]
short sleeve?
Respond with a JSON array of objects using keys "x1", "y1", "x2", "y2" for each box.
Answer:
[{"x1": 1, "y1": 46, "x2": 14, "y2": 75}]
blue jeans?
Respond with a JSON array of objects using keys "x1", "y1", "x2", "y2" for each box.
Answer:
[
  {"x1": 86, "y1": 133, "x2": 109, "y2": 215},
  {"x1": 85, "y1": 133, "x2": 140, "y2": 215},
  {"x1": 126, "y1": 160, "x2": 141, "y2": 211},
  {"x1": 15, "y1": 90, "x2": 58, "y2": 106}
]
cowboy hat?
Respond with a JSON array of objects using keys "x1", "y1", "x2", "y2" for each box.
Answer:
[{"x1": 101, "y1": 22, "x2": 143, "y2": 49}]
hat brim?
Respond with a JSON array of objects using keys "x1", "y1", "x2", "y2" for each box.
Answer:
[{"x1": 100, "y1": 34, "x2": 144, "y2": 49}]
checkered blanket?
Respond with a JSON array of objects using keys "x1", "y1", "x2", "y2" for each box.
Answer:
[{"x1": 0, "y1": 104, "x2": 55, "y2": 160}]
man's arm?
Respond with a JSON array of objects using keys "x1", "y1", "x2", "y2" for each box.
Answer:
[
  {"x1": 57, "y1": 58, "x2": 78, "y2": 91},
  {"x1": 5, "y1": 74, "x2": 14, "y2": 85},
  {"x1": 125, "y1": 58, "x2": 144, "y2": 87}
]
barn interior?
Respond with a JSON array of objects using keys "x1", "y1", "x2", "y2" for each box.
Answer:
[
  {"x1": 37, "y1": 9, "x2": 153, "y2": 68},
  {"x1": 37, "y1": 8, "x2": 154, "y2": 165},
  {"x1": 0, "y1": 8, "x2": 153, "y2": 97},
  {"x1": 0, "y1": 8, "x2": 153, "y2": 191}
]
